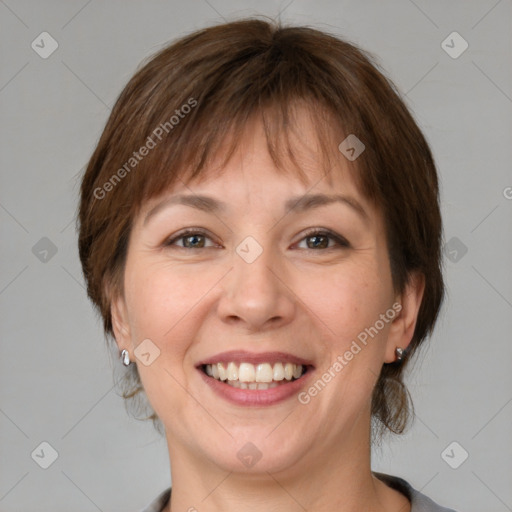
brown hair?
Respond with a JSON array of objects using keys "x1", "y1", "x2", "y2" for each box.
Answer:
[{"x1": 78, "y1": 17, "x2": 444, "y2": 436}]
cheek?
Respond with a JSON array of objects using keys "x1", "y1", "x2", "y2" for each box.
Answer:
[
  {"x1": 125, "y1": 275, "x2": 171, "y2": 341},
  {"x1": 301, "y1": 260, "x2": 390, "y2": 344},
  {"x1": 123, "y1": 263, "x2": 204, "y2": 403},
  {"x1": 124, "y1": 259, "x2": 222, "y2": 355},
  {"x1": 302, "y1": 265, "x2": 392, "y2": 413}
]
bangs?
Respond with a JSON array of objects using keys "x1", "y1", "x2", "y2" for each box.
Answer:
[{"x1": 131, "y1": 96, "x2": 370, "y2": 215}]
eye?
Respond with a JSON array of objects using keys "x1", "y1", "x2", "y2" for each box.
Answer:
[
  {"x1": 164, "y1": 228, "x2": 218, "y2": 249},
  {"x1": 295, "y1": 228, "x2": 350, "y2": 250},
  {"x1": 163, "y1": 227, "x2": 350, "y2": 251}
]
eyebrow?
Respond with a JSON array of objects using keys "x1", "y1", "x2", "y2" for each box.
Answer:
[
  {"x1": 143, "y1": 195, "x2": 226, "y2": 226},
  {"x1": 284, "y1": 193, "x2": 369, "y2": 222},
  {"x1": 143, "y1": 192, "x2": 369, "y2": 226}
]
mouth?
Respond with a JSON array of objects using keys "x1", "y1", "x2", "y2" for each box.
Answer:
[
  {"x1": 199, "y1": 361, "x2": 311, "y2": 390},
  {"x1": 195, "y1": 350, "x2": 315, "y2": 405}
]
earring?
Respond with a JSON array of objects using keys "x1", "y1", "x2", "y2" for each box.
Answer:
[
  {"x1": 121, "y1": 349, "x2": 131, "y2": 366},
  {"x1": 395, "y1": 347, "x2": 404, "y2": 362}
]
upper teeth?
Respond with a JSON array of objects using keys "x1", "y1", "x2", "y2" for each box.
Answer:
[{"x1": 205, "y1": 362, "x2": 303, "y2": 382}]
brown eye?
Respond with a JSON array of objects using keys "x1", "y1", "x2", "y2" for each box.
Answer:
[
  {"x1": 306, "y1": 234, "x2": 329, "y2": 249},
  {"x1": 297, "y1": 229, "x2": 350, "y2": 250},
  {"x1": 164, "y1": 229, "x2": 216, "y2": 249},
  {"x1": 181, "y1": 234, "x2": 206, "y2": 248}
]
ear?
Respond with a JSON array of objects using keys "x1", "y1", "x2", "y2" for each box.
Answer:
[
  {"x1": 110, "y1": 291, "x2": 132, "y2": 355},
  {"x1": 384, "y1": 271, "x2": 425, "y2": 363}
]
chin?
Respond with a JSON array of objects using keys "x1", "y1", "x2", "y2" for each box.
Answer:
[{"x1": 197, "y1": 434, "x2": 310, "y2": 476}]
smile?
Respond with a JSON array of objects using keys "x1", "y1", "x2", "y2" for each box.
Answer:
[{"x1": 202, "y1": 361, "x2": 307, "y2": 390}]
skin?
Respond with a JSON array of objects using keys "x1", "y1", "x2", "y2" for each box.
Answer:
[{"x1": 112, "y1": 109, "x2": 424, "y2": 512}]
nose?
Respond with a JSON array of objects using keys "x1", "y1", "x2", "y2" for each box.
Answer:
[{"x1": 216, "y1": 241, "x2": 296, "y2": 332}]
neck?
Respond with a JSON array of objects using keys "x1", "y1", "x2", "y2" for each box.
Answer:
[{"x1": 162, "y1": 410, "x2": 409, "y2": 512}]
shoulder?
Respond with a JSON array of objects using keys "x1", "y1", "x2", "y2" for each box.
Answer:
[
  {"x1": 374, "y1": 472, "x2": 459, "y2": 512},
  {"x1": 138, "y1": 487, "x2": 171, "y2": 512}
]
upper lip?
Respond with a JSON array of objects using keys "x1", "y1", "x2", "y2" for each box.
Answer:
[{"x1": 196, "y1": 350, "x2": 315, "y2": 368}]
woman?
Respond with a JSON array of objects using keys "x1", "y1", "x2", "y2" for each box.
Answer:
[{"x1": 78, "y1": 18, "x2": 456, "y2": 512}]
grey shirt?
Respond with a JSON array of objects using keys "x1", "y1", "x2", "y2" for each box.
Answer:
[{"x1": 139, "y1": 473, "x2": 458, "y2": 512}]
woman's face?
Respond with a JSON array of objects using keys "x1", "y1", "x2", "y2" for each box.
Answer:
[{"x1": 112, "y1": 113, "x2": 422, "y2": 476}]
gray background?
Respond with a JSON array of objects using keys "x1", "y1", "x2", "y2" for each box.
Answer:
[{"x1": 1, "y1": 1, "x2": 511, "y2": 511}]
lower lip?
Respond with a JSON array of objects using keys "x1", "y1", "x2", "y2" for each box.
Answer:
[{"x1": 197, "y1": 367, "x2": 314, "y2": 406}]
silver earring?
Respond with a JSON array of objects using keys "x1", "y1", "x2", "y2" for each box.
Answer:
[
  {"x1": 121, "y1": 349, "x2": 131, "y2": 366},
  {"x1": 395, "y1": 347, "x2": 404, "y2": 362}
]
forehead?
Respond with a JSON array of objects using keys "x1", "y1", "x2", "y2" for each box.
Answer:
[
  {"x1": 135, "y1": 122, "x2": 380, "y2": 239},
  {"x1": 139, "y1": 105, "x2": 369, "y2": 217}
]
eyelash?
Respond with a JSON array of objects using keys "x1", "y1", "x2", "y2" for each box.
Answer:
[{"x1": 163, "y1": 227, "x2": 350, "y2": 251}]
